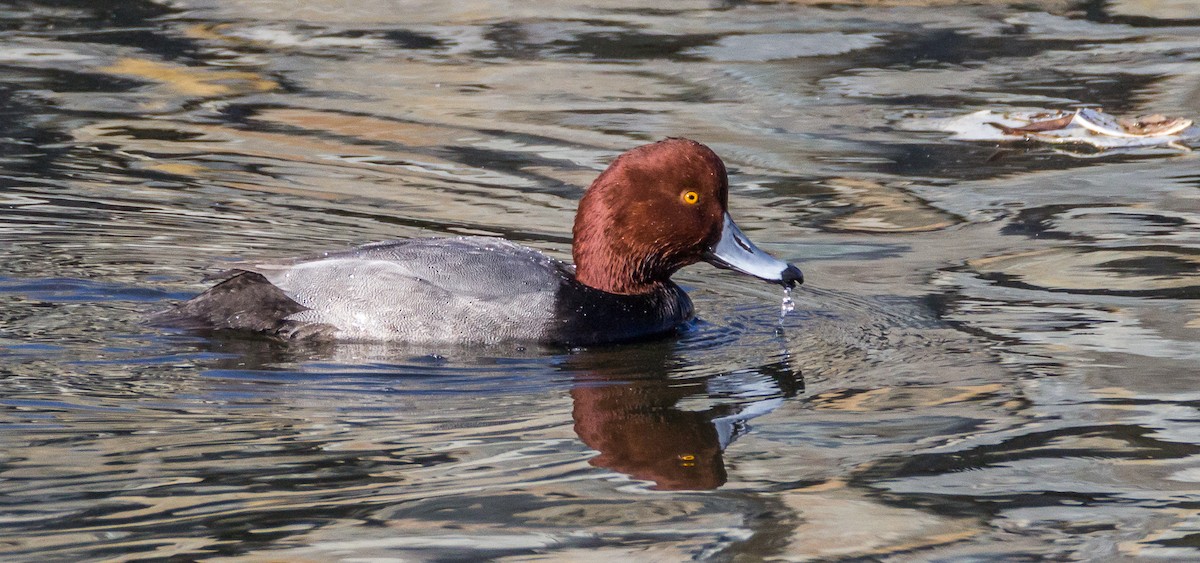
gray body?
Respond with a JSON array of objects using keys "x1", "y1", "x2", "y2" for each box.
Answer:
[
  {"x1": 156, "y1": 237, "x2": 694, "y2": 346},
  {"x1": 246, "y1": 238, "x2": 564, "y2": 343}
]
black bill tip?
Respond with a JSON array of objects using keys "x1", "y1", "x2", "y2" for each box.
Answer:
[{"x1": 780, "y1": 264, "x2": 804, "y2": 288}]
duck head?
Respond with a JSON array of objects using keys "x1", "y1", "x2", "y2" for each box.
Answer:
[{"x1": 572, "y1": 138, "x2": 803, "y2": 295}]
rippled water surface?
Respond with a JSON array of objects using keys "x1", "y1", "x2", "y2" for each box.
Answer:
[{"x1": 2, "y1": 0, "x2": 1200, "y2": 560}]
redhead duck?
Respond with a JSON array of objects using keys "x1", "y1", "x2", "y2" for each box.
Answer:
[{"x1": 154, "y1": 138, "x2": 803, "y2": 345}]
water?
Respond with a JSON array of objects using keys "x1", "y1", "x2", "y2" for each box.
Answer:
[{"x1": 1, "y1": 0, "x2": 1199, "y2": 560}]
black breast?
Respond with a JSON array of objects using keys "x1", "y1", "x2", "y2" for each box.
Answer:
[{"x1": 550, "y1": 279, "x2": 694, "y2": 346}]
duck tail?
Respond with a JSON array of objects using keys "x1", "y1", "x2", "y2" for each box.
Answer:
[{"x1": 148, "y1": 271, "x2": 309, "y2": 334}]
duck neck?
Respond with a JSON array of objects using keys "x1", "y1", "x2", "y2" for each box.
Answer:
[
  {"x1": 573, "y1": 243, "x2": 666, "y2": 295},
  {"x1": 572, "y1": 223, "x2": 669, "y2": 295}
]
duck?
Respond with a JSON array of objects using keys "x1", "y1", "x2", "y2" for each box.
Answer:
[{"x1": 153, "y1": 138, "x2": 803, "y2": 345}]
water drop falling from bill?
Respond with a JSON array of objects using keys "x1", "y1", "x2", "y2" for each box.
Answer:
[{"x1": 780, "y1": 286, "x2": 794, "y2": 320}]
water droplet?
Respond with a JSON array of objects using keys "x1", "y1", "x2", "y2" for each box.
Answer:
[{"x1": 780, "y1": 287, "x2": 794, "y2": 319}]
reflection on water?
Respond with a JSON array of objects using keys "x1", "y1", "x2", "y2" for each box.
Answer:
[
  {"x1": 568, "y1": 342, "x2": 802, "y2": 491},
  {"x1": 2, "y1": 0, "x2": 1200, "y2": 559}
]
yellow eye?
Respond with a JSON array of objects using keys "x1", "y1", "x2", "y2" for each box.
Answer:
[{"x1": 682, "y1": 191, "x2": 699, "y2": 205}]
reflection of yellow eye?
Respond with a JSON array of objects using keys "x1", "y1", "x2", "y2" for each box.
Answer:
[{"x1": 682, "y1": 191, "x2": 699, "y2": 205}]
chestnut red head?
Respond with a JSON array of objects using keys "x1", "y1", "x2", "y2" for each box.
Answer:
[{"x1": 572, "y1": 138, "x2": 801, "y2": 295}]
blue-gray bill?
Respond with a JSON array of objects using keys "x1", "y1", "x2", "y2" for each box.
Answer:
[{"x1": 704, "y1": 213, "x2": 803, "y2": 288}]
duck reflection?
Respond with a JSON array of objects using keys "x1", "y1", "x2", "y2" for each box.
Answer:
[
  {"x1": 177, "y1": 330, "x2": 803, "y2": 491},
  {"x1": 565, "y1": 340, "x2": 803, "y2": 490}
]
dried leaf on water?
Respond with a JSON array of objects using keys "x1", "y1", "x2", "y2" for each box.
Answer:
[{"x1": 907, "y1": 107, "x2": 1200, "y2": 151}]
